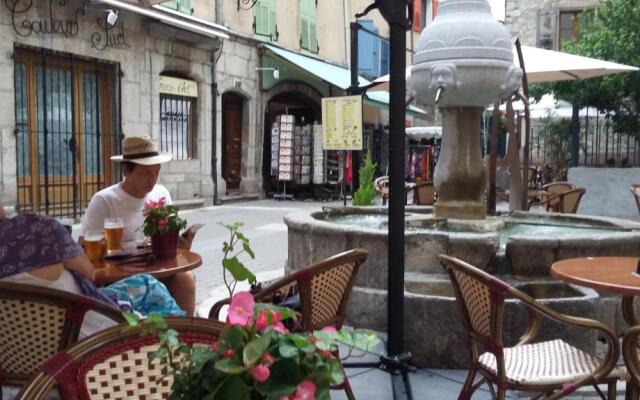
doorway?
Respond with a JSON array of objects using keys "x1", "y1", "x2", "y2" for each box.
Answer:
[
  {"x1": 13, "y1": 47, "x2": 118, "y2": 218},
  {"x1": 221, "y1": 92, "x2": 244, "y2": 193}
]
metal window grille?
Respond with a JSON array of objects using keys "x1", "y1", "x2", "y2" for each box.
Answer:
[{"x1": 160, "y1": 94, "x2": 196, "y2": 160}]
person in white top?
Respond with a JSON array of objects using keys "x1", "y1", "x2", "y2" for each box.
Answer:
[{"x1": 80, "y1": 136, "x2": 197, "y2": 315}]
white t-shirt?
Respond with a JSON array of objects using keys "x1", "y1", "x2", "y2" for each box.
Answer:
[
  {"x1": 81, "y1": 183, "x2": 172, "y2": 243},
  {"x1": 0, "y1": 270, "x2": 118, "y2": 339}
]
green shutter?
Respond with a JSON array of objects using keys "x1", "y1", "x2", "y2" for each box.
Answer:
[
  {"x1": 269, "y1": 0, "x2": 277, "y2": 40},
  {"x1": 255, "y1": 0, "x2": 276, "y2": 39},
  {"x1": 160, "y1": 0, "x2": 192, "y2": 14},
  {"x1": 299, "y1": 0, "x2": 317, "y2": 52}
]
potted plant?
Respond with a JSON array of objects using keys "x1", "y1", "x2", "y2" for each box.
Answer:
[
  {"x1": 126, "y1": 292, "x2": 379, "y2": 400},
  {"x1": 142, "y1": 197, "x2": 187, "y2": 259}
]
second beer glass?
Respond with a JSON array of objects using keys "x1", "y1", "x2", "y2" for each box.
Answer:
[{"x1": 104, "y1": 217, "x2": 124, "y2": 252}]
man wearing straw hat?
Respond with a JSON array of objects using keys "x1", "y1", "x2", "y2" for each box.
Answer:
[{"x1": 80, "y1": 135, "x2": 196, "y2": 315}]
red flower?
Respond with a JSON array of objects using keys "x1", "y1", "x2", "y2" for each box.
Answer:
[
  {"x1": 262, "y1": 352, "x2": 275, "y2": 366},
  {"x1": 249, "y1": 364, "x2": 270, "y2": 382},
  {"x1": 223, "y1": 349, "x2": 235, "y2": 359},
  {"x1": 293, "y1": 380, "x2": 316, "y2": 400},
  {"x1": 256, "y1": 311, "x2": 269, "y2": 331}
]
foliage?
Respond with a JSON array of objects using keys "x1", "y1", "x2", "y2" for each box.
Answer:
[
  {"x1": 536, "y1": 0, "x2": 640, "y2": 137},
  {"x1": 220, "y1": 222, "x2": 257, "y2": 299},
  {"x1": 352, "y1": 155, "x2": 377, "y2": 206},
  {"x1": 540, "y1": 117, "x2": 572, "y2": 168},
  {"x1": 124, "y1": 293, "x2": 380, "y2": 400},
  {"x1": 142, "y1": 197, "x2": 187, "y2": 237}
]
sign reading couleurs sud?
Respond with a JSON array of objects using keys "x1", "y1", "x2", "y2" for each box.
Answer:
[
  {"x1": 321, "y1": 95, "x2": 363, "y2": 150},
  {"x1": 159, "y1": 76, "x2": 198, "y2": 98}
]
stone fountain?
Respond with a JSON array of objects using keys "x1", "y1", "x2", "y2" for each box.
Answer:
[
  {"x1": 408, "y1": 0, "x2": 522, "y2": 220},
  {"x1": 284, "y1": 0, "x2": 640, "y2": 368}
]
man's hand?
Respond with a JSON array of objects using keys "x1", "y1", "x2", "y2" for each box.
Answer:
[{"x1": 178, "y1": 228, "x2": 196, "y2": 250}]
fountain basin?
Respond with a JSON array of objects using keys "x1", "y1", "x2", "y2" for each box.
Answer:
[{"x1": 284, "y1": 207, "x2": 640, "y2": 367}]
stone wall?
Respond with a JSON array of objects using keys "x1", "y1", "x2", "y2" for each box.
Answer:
[
  {"x1": 0, "y1": 0, "x2": 237, "y2": 211},
  {"x1": 505, "y1": 0, "x2": 601, "y2": 47}
]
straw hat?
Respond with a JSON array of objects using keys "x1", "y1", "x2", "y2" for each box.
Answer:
[{"x1": 110, "y1": 136, "x2": 172, "y2": 165}]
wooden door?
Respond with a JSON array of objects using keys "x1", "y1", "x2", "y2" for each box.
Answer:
[
  {"x1": 222, "y1": 93, "x2": 243, "y2": 192},
  {"x1": 13, "y1": 49, "x2": 115, "y2": 218}
]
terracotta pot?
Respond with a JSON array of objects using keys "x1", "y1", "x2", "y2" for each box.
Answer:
[{"x1": 151, "y1": 230, "x2": 179, "y2": 259}]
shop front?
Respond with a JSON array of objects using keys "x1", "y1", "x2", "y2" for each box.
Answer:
[{"x1": 0, "y1": 0, "x2": 227, "y2": 218}]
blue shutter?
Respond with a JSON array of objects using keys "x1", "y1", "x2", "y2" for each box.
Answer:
[
  {"x1": 380, "y1": 38, "x2": 390, "y2": 76},
  {"x1": 357, "y1": 20, "x2": 379, "y2": 78}
]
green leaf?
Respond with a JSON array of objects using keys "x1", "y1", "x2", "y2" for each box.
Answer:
[
  {"x1": 289, "y1": 333, "x2": 310, "y2": 348},
  {"x1": 254, "y1": 380, "x2": 296, "y2": 399},
  {"x1": 243, "y1": 333, "x2": 271, "y2": 367},
  {"x1": 242, "y1": 241, "x2": 255, "y2": 259},
  {"x1": 122, "y1": 311, "x2": 140, "y2": 327},
  {"x1": 278, "y1": 340, "x2": 299, "y2": 358},
  {"x1": 222, "y1": 257, "x2": 257, "y2": 284},
  {"x1": 220, "y1": 326, "x2": 248, "y2": 350},
  {"x1": 235, "y1": 231, "x2": 248, "y2": 243},
  {"x1": 213, "y1": 375, "x2": 250, "y2": 400},
  {"x1": 214, "y1": 358, "x2": 246, "y2": 374},
  {"x1": 145, "y1": 313, "x2": 168, "y2": 330},
  {"x1": 329, "y1": 360, "x2": 345, "y2": 384}
]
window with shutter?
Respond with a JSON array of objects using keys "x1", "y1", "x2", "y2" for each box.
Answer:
[
  {"x1": 255, "y1": 0, "x2": 277, "y2": 40},
  {"x1": 380, "y1": 38, "x2": 389, "y2": 75},
  {"x1": 159, "y1": 0, "x2": 192, "y2": 15},
  {"x1": 357, "y1": 19, "x2": 379, "y2": 78},
  {"x1": 299, "y1": 0, "x2": 317, "y2": 52}
]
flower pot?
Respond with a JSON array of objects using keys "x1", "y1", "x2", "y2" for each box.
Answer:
[{"x1": 151, "y1": 230, "x2": 179, "y2": 259}]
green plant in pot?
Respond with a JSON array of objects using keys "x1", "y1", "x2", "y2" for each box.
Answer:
[{"x1": 142, "y1": 197, "x2": 187, "y2": 259}]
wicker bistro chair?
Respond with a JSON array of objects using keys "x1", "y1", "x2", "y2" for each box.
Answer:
[
  {"x1": 374, "y1": 176, "x2": 390, "y2": 205},
  {"x1": 409, "y1": 181, "x2": 435, "y2": 205},
  {"x1": 209, "y1": 249, "x2": 368, "y2": 400},
  {"x1": 543, "y1": 187, "x2": 586, "y2": 214},
  {"x1": 0, "y1": 282, "x2": 124, "y2": 397},
  {"x1": 439, "y1": 255, "x2": 620, "y2": 400},
  {"x1": 16, "y1": 317, "x2": 225, "y2": 400},
  {"x1": 622, "y1": 325, "x2": 640, "y2": 399}
]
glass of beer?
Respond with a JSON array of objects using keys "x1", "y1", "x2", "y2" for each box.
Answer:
[
  {"x1": 84, "y1": 230, "x2": 106, "y2": 270},
  {"x1": 104, "y1": 217, "x2": 124, "y2": 253}
]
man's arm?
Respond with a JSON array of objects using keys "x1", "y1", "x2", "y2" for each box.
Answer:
[{"x1": 79, "y1": 195, "x2": 108, "y2": 242}]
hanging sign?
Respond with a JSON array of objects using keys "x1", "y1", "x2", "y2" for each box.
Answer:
[
  {"x1": 321, "y1": 95, "x2": 363, "y2": 150},
  {"x1": 159, "y1": 76, "x2": 198, "y2": 98}
]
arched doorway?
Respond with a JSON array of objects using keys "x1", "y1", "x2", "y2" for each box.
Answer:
[
  {"x1": 262, "y1": 90, "x2": 320, "y2": 197},
  {"x1": 222, "y1": 92, "x2": 244, "y2": 194}
]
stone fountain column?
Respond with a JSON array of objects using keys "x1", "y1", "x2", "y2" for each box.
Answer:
[
  {"x1": 408, "y1": 0, "x2": 522, "y2": 220},
  {"x1": 435, "y1": 107, "x2": 486, "y2": 219}
]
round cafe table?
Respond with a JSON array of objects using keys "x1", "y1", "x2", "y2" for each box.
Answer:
[
  {"x1": 95, "y1": 249, "x2": 202, "y2": 285},
  {"x1": 551, "y1": 256, "x2": 640, "y2": 326}
]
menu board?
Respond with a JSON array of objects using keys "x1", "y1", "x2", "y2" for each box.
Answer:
[{"x1": 321, "y1": 95, "x2": 363, "y2": 150}]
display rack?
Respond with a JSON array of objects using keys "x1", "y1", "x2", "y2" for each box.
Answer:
[{"x1": 274, "y1": 114, "x2": 295, "y2": 200}]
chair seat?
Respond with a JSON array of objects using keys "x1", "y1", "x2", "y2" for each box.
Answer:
[{"x1": 478, "y1": 339, "x2": 603, "y2": 385}]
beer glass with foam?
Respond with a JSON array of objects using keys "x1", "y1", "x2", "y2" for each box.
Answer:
[
  {"x1": 104, "y1": 217, "x2": 124, "y2": 252},
  {"x1": 84, "y1": 230, "x2": 105, "y2": 270}
]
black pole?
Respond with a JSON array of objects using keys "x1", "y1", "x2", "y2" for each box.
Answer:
[
  {"x1": 349, "y1": 22, "x2": 361, "y2": 195},
  {"x1": 211, "y1": 50, "x2": 220, "y2": 205},
  {"x1": 571, "y1": 104, "x2": 580, "y2": 167}
]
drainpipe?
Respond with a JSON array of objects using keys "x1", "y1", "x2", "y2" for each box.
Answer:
[{"x1": 211, "y1": 0, "x2": 223, "y2": 205}]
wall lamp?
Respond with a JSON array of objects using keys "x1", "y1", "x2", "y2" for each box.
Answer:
[
  {"x1": 255, "y1": 67, "x2": 279, "y2": 80},
  {"x1": 237, "y1": 0, "x2": 258, "y2": 10},
  {"x1": 106, "y1": 9, "x2": 118, "y2": 26}
]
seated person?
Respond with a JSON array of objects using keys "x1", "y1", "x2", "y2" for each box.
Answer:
[
  {"x1": 0, "y1": 210, "x2": 185, "y2": 339},
  {"x1": 80, "y1": 135, "x2": 196, "y2": 315}
]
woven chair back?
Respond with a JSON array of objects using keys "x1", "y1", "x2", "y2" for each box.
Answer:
[
  {"x1": 0, "y1": 282, "x2": 123, "y2": 387},
  {"x1": 543, "y1": 181, "x2": 574, "y2": 194},
  {"x1": 16, "y1": 317, "x2": 225, "y2": 400},
  {"x1": 630, "y1": 184, "x2": 640, "y2": 215},
  {"x1": 296, "y1": 249, "x2": 368, "y2": 332},
  {"x1": 561, "y1": 187, "x2": 586, "y2": 213},
  {"x1": 440, "y1": 255, "x2": 507, "y2": 349},
  {"x1": 413, "y1": 181, "x2": 435, "y2": 205}
]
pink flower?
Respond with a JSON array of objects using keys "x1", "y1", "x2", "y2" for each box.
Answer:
[
  {"x1": 256, "y1": 311, "x2": 269, "y2": 331},
  {"x1": 157, "y1": 217, "x2": 167, "y2": 229},
  {"x1": 158, "y1": 197, "x2": 167, "y2": 207},
  {"x1": 227, "y1": 292, "x2": 255, "y2": 327},
  {"x1": 223, "y1": 349, "x2": 235, "y2": 359},
  {"x1": 321, "y1": 325, "x2": 337, "y2": 334},
  {"x1": 293, "y1": 380, "x2": 316, "y2": 400},
  {"x1": 262, "y1": 352, "x2": 275, "y2": 366},
  {"x1": 249, "y1": 364, "x2": 270, "y2": 382},
  {"x1": 271, "y1": 310, "x2": 282, "y2": 324},
  {"x1": 271, "y1": 321, "x2": 289, "y2": 334}
]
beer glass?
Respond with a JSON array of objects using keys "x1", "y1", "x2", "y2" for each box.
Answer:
[
  {"x1": 84, "y1": 230, "x2": 105, "y2": 270},
  {"x1": 104, "y1": 217, "x2": 124, "y2": 252}
]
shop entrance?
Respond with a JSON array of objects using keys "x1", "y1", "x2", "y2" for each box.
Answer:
[
  {"x1": 221, "y1": 92, "x2": 244, "y2": 193},
  {"x1": 262, "y1": 91, "x2": 320, "y2": 198},
  {"x1": 13, "y1": 47, "x2": 118, "y2": 219}
]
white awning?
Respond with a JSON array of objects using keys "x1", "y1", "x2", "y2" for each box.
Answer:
[
  {"x1": 406, "y1": 126, "x2": 442, "y2": 140},
  {"x1": 93, "y1": 0, "x2": 229, "y2": 40}
]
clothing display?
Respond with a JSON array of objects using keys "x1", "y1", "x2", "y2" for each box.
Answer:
[{"x1": 406, "y1": 145, "x2": 436, "y2": 182}]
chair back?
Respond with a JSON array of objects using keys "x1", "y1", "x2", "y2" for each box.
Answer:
[
  {"x1": 16, "y1": 317, "x2": 225, "y2": 400},
  {"x1": 439, "y1": 255, "x2": 508, "y2": 359},
  {"x1": 542, "y1": 181, "x2": 574, "y2": 194},
  {"x1": 374, "y1": 176, "x2": 389, "y2": 205},
  {"x1": 0, "y1": 282, "x2": 123, "y2": 388},
  {"x1": 630, "y1": 184, "x2": 640, "y2": 215},
  {"x1": 412, "y1": 181, "x2": 435, "y2": 205},
  {"x1": 559, "y1": 187, "x2": 586, "y2": 213},
  {"x1": 521, "y1": 166, "x2": 538, "y2": 190},
  {"x1": 294, "y1": 249, "x2": 368, "y2": 331}
]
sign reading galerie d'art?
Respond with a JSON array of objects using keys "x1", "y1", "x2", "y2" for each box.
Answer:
[
  {"x1": 4, "y1": 0, "x2": 129, "y2": 51},
  {"x1": 159, "y1": 76, "x2": 199, "y2": 98}
]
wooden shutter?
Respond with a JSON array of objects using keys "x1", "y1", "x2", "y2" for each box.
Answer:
[
  {"x1": 300, "y1": 0, "x2": 317, "y2": 52},
  {"x1": 357, "y1": 20, "x2": 380, "y2": 78}
]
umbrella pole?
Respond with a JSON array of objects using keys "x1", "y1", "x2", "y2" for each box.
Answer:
[{"x1": 515, "y1": 39, "x2": 531, "y2": 210}]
